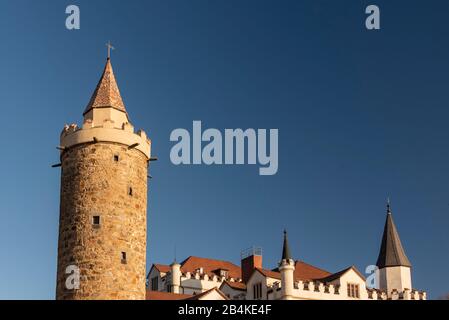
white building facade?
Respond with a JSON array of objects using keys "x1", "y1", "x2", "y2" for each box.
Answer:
[{"x1": 147, "y1": 203, "x2": 426, "y2": 300}]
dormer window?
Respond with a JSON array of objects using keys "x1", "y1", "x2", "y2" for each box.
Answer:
[
  {"x1": 219, "y1": 269, "x2": 229, "y2": 278},
  {"x1": 195, "y1": 267, "x2": 204, "y2": 274}
]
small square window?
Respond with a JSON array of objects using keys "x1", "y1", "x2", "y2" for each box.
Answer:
[
  {"x1": 121, "y1": 252, "x2": 127, "y2": 264},
  {"x1": 92, "y1": 215, "x2": 100, "y2": 227}
]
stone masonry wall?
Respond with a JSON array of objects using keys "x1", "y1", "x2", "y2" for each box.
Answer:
[{"x1": 56, "y1": 142, "x2": 148, "y2": 300}]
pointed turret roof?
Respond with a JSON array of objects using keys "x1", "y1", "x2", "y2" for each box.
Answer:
[
  {"x1": 376, "y1": 202, "x2": 412, "y2": 268},
  {"x1": 281, "y1": 230, "x2": 292, "y2": 260},
  {"x1": 83, "y1": 58, "x2": 128, "y2": 116}
]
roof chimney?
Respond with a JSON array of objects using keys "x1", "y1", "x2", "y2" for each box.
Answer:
[{"x1": 241, "y1": 247, "x2": 263, "y2": 283}]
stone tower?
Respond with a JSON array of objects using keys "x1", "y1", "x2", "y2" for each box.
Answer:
[{"x1": 55, "y1": 56, "x2": 151, "y2": 300}]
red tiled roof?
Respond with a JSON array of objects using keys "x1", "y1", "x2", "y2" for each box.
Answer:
[
  {"x1": 146, "y1": 290, "x2": 192, "y2": 300},
  {"x1": 153, "y1": 264, "x2": 171, "y2": 273},
  {"x1": 151, "y1": 258, "x2": 331, "y2": 284},
  {"x1": 257, "y1": 261, "x2": 331, "y2": 281},
  {"x1": 293, "y1": 261, "x2": 331, "y2": 280},
  {"x1": 221, "y1": 280, "x2": 247, "y2": 291},
  {"x1": 180, "y1": 256, "x2": 241, "y2": 279}
]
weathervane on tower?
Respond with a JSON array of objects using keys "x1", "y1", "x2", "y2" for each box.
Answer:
[{"x1": 106, "y1": 41, "x2": 115, "y2": 59}]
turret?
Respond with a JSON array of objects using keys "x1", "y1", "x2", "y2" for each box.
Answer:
[
  {"x1": 170, "y1": 261, "x2": 182, "y2": 294},
  {"x1": 279, "y1": 230, "x2": 295, "y2": 300},
  {"x1": 376, "y1": 201, "x2": 412, "y2": 295}
]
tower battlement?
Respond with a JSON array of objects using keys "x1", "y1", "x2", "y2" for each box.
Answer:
[
  {"x1": 60, "y1": 119, "x2": 151, "y2": 159},
  {"x1": 268, "y1": 280, "x2": 426, "y2": 300}
]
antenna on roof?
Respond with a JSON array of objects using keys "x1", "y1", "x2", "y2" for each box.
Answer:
[
  {"x1": 174, "y1": 244, "x2": 177, "y2": 263},
  {"x1": 387, "y1": 196, "x2": 392, "y2": 214}
]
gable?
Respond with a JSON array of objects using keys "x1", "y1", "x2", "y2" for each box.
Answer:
[
  {"x1": 338, "y1": 268, "x2": 366, "y2": 285},
  {"x1": 198, "y1": 289, "x2": 228, "y2": 300},
  {"x1": 318, "y1": 266, "x2": 366, "y2": 286},
  {"x1": 247, "y1": 268, "x2": 279, "y2": 288},
  {"x1": 185, "y1": 288, "x2": 229, "y2": 300},
  {"x1": 147, "y1": 266, "x2": 162, "y2": 280}
]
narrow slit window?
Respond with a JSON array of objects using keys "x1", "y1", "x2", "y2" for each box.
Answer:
[
  {"x1": 92, "y1": 215, "x2": 100, "y2": 227},
  {"x1": 128, "y1": 187, "x2": 133, "y2": 196},
  {"x1": 151, "y1": 277, "x2": 158, "y2": 291},
  {"x1": 114, "y1": 154, "x2": 119, "y2": 162},
  {"x1": 121, "y1": 252, "x2": 127, "y2": 264},
  {"x1": 253, "y1": 283, "x2": 262, "y2": 300}
]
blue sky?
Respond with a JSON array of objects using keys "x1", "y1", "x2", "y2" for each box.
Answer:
[{"x1": 0, "y1": 0, "x2": 448, "y2": 299}]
